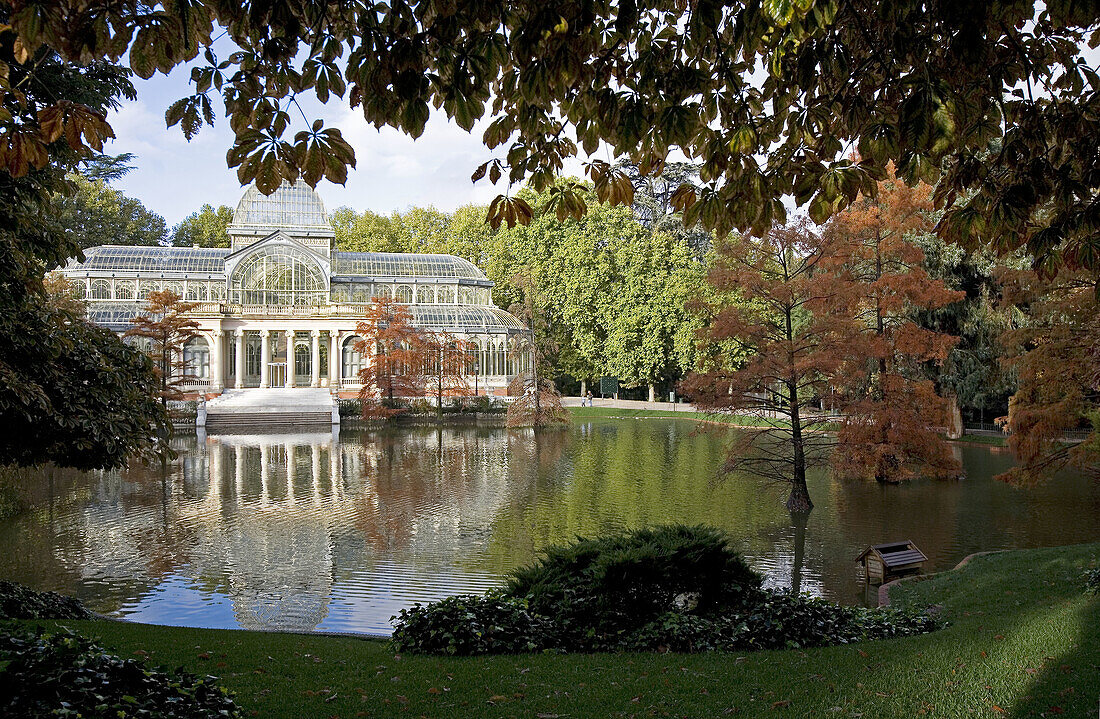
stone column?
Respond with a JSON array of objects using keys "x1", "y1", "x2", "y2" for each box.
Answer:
[
  {"x1": 285, "y1": 329, "x2": 296, "y2": 388},
  {"x1": 234, "y1": 329, "x2": 245, "y2": 389},
  {"x1": 329, "y1": 331, "x2": 340, "y2": 390},
  {"x1": 259, "y1": 329, "x2": 270, "y2": 388},
  {"x1": 310, "y1": 329, "x2": 321, "y2": 387},
  {"x1": 210, "y1": 331, "x2": 224, "y2": 392}
]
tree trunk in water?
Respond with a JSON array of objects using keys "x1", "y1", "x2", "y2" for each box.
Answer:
[
  {"x1": 786, "y1": 477, "x2": 813, "y2": 513},
  {"x1": 789, "y1": 509, "x2": 808, "y2": 594}
]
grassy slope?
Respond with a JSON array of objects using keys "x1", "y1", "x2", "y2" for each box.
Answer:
[
  {"x1": 567, "y1": 407, "x2": 1009, "y2": 446},
  {"x1": 28, "y1": 543, "x2": 1098, "y2": 718},
  {"x1": 568, "y1": 406, "x2": 786, "y2": 426}
]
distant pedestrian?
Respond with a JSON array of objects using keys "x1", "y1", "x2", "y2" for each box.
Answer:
[{"x1": 585, "y1": 391, "x2": 593, "y2": 407}]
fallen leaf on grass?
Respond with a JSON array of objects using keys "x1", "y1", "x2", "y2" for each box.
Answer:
[
  {"x1": 991, "y1": 706, "x2": 1004, "y2": 713},
  {"x1": 771, "y1": 700, "x2": 790, "y2": 708},
  {"x1": 427, "y1": 688, "x2": 442, "y2": 695}
]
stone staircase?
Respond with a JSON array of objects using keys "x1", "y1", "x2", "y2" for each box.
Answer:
[{"x1": 202, "y1": 388, "x2": 338, "y2": 430}]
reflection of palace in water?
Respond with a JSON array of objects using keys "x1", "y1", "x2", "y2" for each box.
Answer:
[{"x1": 120, "y1": 428, "x2": 532, "y2": 632}]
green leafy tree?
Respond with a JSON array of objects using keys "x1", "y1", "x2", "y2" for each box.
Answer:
[
  {"x1": 0, "y1": 38, "x2": 167, "y2": 470},
  {"x1": 912, "y1": 234, "x2": 1025, "y2": 425},
  {"x1": 50, "y1": 174, "x2": 167, "y2": 249},
  {"x1": 171, "y1": 204, "x2": 233, "y2": 247}
]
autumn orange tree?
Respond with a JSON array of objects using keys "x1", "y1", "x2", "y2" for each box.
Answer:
[
  {"x1": 355, "y1": 296, "x2": 425, "y2": 418},
  {"x1": 822, "y1": 172, "x2": 965, "y2": 483},
  {"x1": 125, "y1": 290, "x2": 201, "y2": 408},
  {"x1": 419, "y1": 330, "x2": 472, "y2": 419},
  {"x1": 682, "y1": 221, "x2": 846, "y2": 512},
  {"x1": 996, "y1": 269, "x2": 1100, "y2": 485}
]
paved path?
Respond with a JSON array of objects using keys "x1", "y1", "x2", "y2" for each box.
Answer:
[{"x1": 562, "y1": 396, "x2": 699, "y2": 412}]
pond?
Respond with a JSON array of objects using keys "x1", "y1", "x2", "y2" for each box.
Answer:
[{"x1": 1, "y1": 419, "x2": 1098, "y2": 635}]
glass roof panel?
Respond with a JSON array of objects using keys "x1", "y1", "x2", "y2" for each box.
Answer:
[
  {"x1": 64, "y1": 246, "x2": 229, "y2": 274},
  {"x1": 334, "y1": 252, "x2": 487, "y2": 280},
  {"x1": 231, "y1": 180, "x2": 330, "y2": 228},
  {"x1": 409, "y1": 305, "x2": 526, "y2": 332}
]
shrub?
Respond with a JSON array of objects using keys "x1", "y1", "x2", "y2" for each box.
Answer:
[
  {"x1": 1086, "y1": 566, "x2": 1100, "y2": 594},
  {"x1": 505, "y1": 525, "x2": 763, "y2": 649},
  {"x1": 410, "y1": 398, "x2": 432, "y2": 414},
  {"x1": 338, "y1": 399, "x2": 362, "y2": 417},
  {"x1": 0, "y1": 623, "x2": 243, "y2": 718},
  {"x1": 0, "y1": 580, "x2": 93, "y2": 620},
  {"x1": 391, "y1": 593, "x2": 554, "y2": 655},
  {"x1": 391, "y1": 526, "x2": 943, "y2": 656}
]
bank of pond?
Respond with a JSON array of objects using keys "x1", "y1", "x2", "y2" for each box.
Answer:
[{"x1": 3, "y1": 542, "x2": 1098, "y2": 718}]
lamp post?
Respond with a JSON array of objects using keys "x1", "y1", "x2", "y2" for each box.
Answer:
[{"x1": 473, "y1": 362, "x2": 480, "y2": 396}]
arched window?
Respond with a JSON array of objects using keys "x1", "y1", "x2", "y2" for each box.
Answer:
[
  {"x1": 460, "y1": 287, "x2": 474, "y2": 304},
  {"x1": 294, "y1": 342, "x2": 310, "y2": 377},
  {"x1": 342, "y1": 336, "x2": 366, "y2": 380},
  {"x1": 74, "y1": 281, "x2": 87, "y2": 299},
  {"x1": 375, "y1": 283, "x2": 393, "y2": 300},
  {"x1": 416, "y1": 285, "x2": 433, "y2": 304},
  {"x1": 210, "y1": 283, "x2": 226, "y2": 301},
  {"x1": 351, "y1": 287, "x2": 368, "y2": 303},
  {"x1": 437, "y1": 285, "x2": 455, "y2": 303},
  {"x1": 89, "y1": 279, "x2": 111, "y2": 299},
  {"x1": 183, "y1": 337, "x2": 210, "y2": 379},
  {"x1": 396, "y1": 285, "x2": 413, "y2": 303},
  {"x1": 185, "y1": 283, "x2": 203, "y2": 301},
  {"x1": 467, "y1": 338, "x2": 482, "y2": 375},
  {"x1": 229, "y1": 244, "x2": 326, "y2": 306},
  {"x1": 331, "y1": 287, "x2": 349, "y2": 302},
  {"x1": 114, "y1": 281, "x2": 134, "y2": 300}
]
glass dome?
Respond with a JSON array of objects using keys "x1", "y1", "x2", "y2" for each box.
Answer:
[
  {"x1": 229, "y1": 245, "x2": 327, "y2": 305},
  {"x1": 231, "y1": 180, "x2": 330, "y2": 229}
]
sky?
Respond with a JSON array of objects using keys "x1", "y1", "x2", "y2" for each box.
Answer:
[{"x1": 104, "y1": 66, "x2": 590, "y2": 228}]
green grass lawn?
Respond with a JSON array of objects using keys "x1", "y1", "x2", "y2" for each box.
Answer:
[
  {"x1": 25, "y1": 543, "x2": 1099, "y2": 718},
  {"x1": 568, "y1": 406, "x2": 789, "y2": 427}
]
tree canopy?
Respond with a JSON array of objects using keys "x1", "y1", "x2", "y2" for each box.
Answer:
[
  {"x1": 171, "y1": 203, "x2": 233, "y2": 247},
  {"x1": 51, "y1": 173, "x2": 167, "y2": 249},
  {"x1": 1, "y1": 2, "x2": 1096, "y2": 278}
]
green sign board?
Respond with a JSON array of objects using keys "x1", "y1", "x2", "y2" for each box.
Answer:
[{"x1": 599, "y1": 376, "x2": 619, "y2": 397}]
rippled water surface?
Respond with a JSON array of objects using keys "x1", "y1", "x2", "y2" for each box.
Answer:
[{"x1": 2, "y1": 419, "x2": 1098, "y2": 634}]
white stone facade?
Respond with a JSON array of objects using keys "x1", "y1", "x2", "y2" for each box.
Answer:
[{"x1": 61, "y1": 181, "x2": 532, "y2": 397}]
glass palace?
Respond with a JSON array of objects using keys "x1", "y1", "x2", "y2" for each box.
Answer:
[{"x1": 60, "y1": 181, "x2": 532, "y2": 395}]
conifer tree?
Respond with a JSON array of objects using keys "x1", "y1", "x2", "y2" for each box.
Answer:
[
  {"x1": 822, "y1": 171, "x2": 965, "y2": 483},
  {"x1": 355, "y1": 296, "x2": 426, "y2": 417},
  {"x1": 125, "y1": 290, "x2": 202, "y2": 408},
  {"x1": 683, "y1": 220, "x2": 844, "y2": 512}
]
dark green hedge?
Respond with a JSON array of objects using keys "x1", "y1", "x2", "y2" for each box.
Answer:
[{"x1": 392, "y1": 525, "x2": 944, "y2": 655}]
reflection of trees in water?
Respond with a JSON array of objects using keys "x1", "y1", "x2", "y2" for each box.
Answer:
[
  {"x1": 482, "y1": 420, "x2": 801, "y2": 575},
  {"x1": 5, "y1": 423, "x2": 1100, "y2": 629}
]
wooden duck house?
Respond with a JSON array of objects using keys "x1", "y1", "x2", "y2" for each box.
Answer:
[{"x1": 856, "y1": 540, "x2": 927, "y2": 584}]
